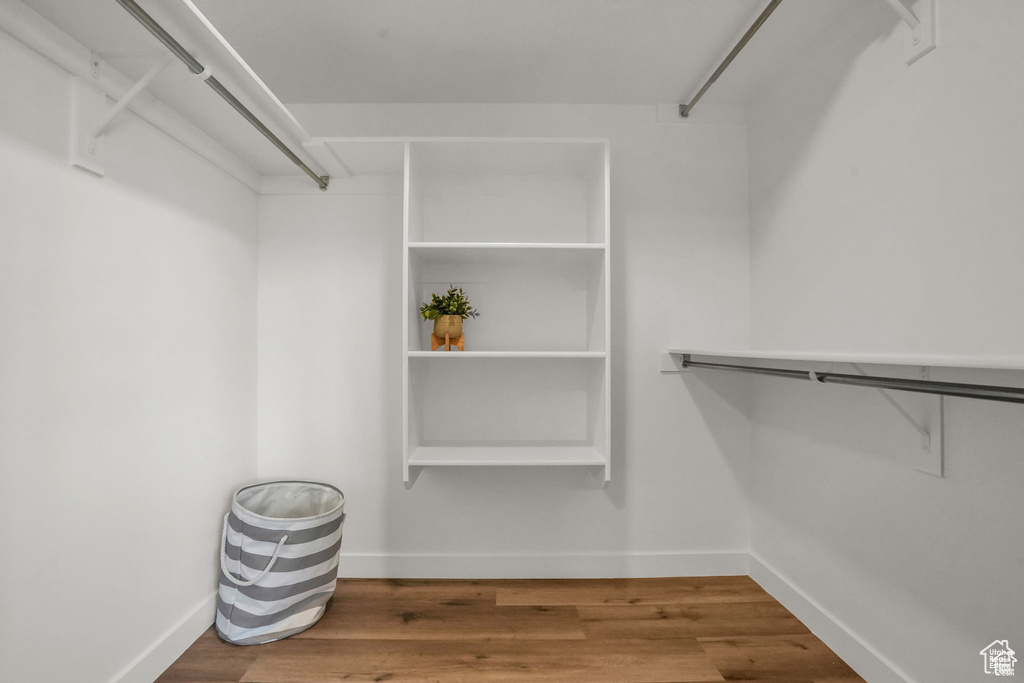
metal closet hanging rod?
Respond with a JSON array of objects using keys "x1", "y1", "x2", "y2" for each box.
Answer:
[
  {"x1": 114, "y1": 0, "x2": 329, "y2": 190},
  {"x1": 679, "y1": 0, "x2": 783, "y2": 118},
  {"x1": 681, "y1": 357, "x2": 1024, "y2": 405}
]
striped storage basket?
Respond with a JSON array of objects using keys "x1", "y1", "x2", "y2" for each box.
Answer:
[{"x1": 217, "y1": 481, "x2": 346, "y2": 645}]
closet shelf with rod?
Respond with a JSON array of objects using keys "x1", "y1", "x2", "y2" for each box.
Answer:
[
  {"x1": 115, "y1": 0, "x2": 329, "y2": 190},
  {"x1": 662, "y1": 349, "x2": 1024, "y2": 379},
  {"x1": 671, "y1": 354, "x2": 1024, "y2": 404},
  {"x1": 662, "y1": 348, "x2": 1024, "y2": 478}
]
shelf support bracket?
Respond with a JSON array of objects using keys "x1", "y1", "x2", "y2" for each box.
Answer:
[
  {"x1": 659, "y1": 352, "x2": 688, "y2": 373},
  {"x1": 92, "y1": 53, "x2": 173, "y2": 147},
  {"x1": 850, "y1": 363, "x2": 943, "y2": 477},
  {"x1": 880, "y1": 0, "x2": 936, "y2": 65},
  {"x1": 71, "y1": 53, "x2": 172, "y2": 177},
  {"x1": 662, "y1": 351, "x2": 945, "y2": 477}
]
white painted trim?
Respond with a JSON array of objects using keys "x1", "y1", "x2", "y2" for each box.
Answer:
[
  {"x1": 0, "y1": 0, "x2": 261, "y2": 192},
  {"x1": 748, "y1": 554, "x2": 912, "y2": 683},
  {"x1": 112, "y1": 592, "x2": 216, "y2": 683},
  {"x1": 336, "y1": 551, "x2": 750, "y2": 579}
]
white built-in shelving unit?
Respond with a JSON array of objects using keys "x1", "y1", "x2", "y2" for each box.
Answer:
[{"x1": 398, "y1": 138, "x2": 611, "y2": 486}]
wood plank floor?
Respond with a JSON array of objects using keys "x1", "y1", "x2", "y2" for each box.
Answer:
[{"x1": 158, "y1": 577, "x2": 864, "y2": 683}]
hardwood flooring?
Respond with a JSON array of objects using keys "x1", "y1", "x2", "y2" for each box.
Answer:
[{"x1": 158, "y1": 577, "x2": 864, "y2": 683}]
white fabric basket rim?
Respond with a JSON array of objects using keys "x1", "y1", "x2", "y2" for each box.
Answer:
[{"x1": 231, "y1": 480, "x2": 345, "y2": 523}]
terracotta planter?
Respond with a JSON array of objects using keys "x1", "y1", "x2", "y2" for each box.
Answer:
[{"x1": 433, "y1": 315, "x2": 463, "y2": 339}]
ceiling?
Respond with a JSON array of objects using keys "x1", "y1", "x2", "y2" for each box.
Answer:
[
  {"x1": 18, "y1": 0, "x2": 855, "y2": 174},
  {"x1": 189, "y1": 0, "x2": 855, "y2": 105}
]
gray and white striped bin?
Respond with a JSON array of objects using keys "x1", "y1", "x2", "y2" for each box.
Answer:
[{"x1": 217, "y1": 481, "x2": 346, "y2": 645}]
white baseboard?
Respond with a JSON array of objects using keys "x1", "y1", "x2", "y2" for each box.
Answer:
[
  {"x1": 337, "y1": 550, "x2": 750, "y2": 579},
  {"x1": 748, "y1": 554, "x2": 911, "y2": 683},
  {"x1": 112, "y1": 592, "x2": 217, "y2": 683}
]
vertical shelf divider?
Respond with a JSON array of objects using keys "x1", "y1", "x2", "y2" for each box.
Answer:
[{"x1": 402, "y1": 141, "x2": 412, "y2": 487}]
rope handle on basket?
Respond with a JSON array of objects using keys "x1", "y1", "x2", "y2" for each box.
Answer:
[{"x1": 219, "y1": 513, "x2": 289, "y2": 587}]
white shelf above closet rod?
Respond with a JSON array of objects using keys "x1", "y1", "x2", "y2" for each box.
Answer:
[{"x1": 662, "y1": 348, "x2": 1024, "y2": 479}]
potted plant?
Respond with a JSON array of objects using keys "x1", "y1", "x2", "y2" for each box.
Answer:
[{"x1": 419, "y1": 285, "x2": 479, "y2": 342}]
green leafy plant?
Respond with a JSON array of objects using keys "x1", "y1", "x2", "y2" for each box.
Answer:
[{"x1": 419, "y1": 285, "x2": 480, "y2": 321}]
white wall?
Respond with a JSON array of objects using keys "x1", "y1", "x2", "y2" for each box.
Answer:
[
  {"x1": 0, "y1": 32, "x2": 258, "y2": 683},
  {"x1": 746, "y1": 2, "x2": 1024, "y2": 681},
  {"x1": 257, "y1": 104, "x2": 753, "y2": 576}
]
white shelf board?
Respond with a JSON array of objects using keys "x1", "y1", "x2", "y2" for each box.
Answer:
[
  {"x1": 409, "y1": 242, "x2": 604, "y2": 249},
  {"x1": 407, "y1": 241, "x2": 598, "y2": 266},
  {"x1": 668, "y1": 348, "x2": 1024, "y2": 371},
  {"x1": 408, "y1": 446, "x2": 606, "y2": 467},
  {"x1": 409, "y1": 242, "x2": 604, "y2": 267},
  {"x1": 408, "y1": 351, "x2": 606, "y2": 359},
  {"x1": 412, "y1": 139, "x2": 605, "y2": 176}
]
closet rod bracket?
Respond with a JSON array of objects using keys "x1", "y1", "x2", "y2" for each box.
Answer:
[
  {"x1": 659, "y1": 352, "x2": 688, "y2": 373},
  {"x1": 850, "y1": 363, "x2": 943, "y2": 476},
  {"x1": 91, "y1": 53, "x2": 174, "y2": 149},
  {"x1": 880, "y1": 0, "x2": 936, "y2": 65},
  {"x1": 71, "y1": 53, "x2": 172, "y2": 177},
  {"x1": 665, "y1": 351, "x2": 954, "y2": 478}
]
